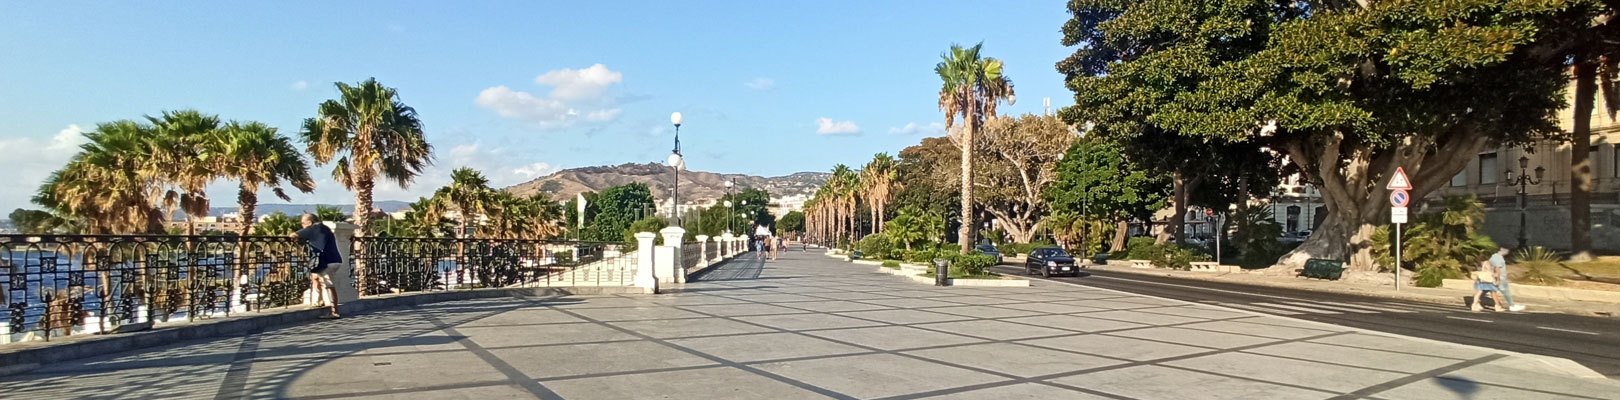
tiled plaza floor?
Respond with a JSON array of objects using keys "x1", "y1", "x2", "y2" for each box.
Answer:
[{"x1": 2, "y1": 250, "x2": 1617, "y2": 399}]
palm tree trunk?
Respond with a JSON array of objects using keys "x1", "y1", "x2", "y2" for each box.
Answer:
[
  {"x1": 959, "y1": 94, "x2": 977, "y2": 255},
  {"x1": 354, "y1": 173, "x2": 374, "y2": 294},
  {"x1": 234, "y1": 187, "x2": 256, "y2": 311},
  {"x1": 1571, "y1": 56, "x2": 1596, "y2": 261}
]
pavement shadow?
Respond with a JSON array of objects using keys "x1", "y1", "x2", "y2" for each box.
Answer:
[{"x1": 1435, "y1": 377, "x2": 1481, "y2": 397}]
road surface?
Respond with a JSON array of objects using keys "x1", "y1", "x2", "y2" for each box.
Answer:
[{"x1": 990, "y1": 264, "x2": 1620, "y2": 377}]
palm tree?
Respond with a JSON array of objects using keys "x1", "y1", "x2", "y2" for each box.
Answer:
[
  {"x1": 300, "y1": 78, "x2": 434, "y2": 238},
  {"x1": 862, "y1": 153, "x2": 897, "y2": 234},
  {"x1": 828, "y1": 165, "x2": 858, "y2": 245},
  {"x1": 35, "y1": 121, "x2": 161, "y2": 234},
  {"x1": 147, "y1": 110, "x2": 224, "y2": 235},
  {"x1": 937, "y1": 43, "x2": 1014, "y2": 254},
  {"x1": 209, "y1": 121, "x2": 316, "y2": 237},
  {"x1": 434, "y1": 168, "x2": 494, "y2": 238}
]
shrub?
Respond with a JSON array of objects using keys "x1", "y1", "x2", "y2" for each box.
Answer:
[
  {"x1": 905, "y1": 249, "x2": 936, "y2": 264},
  {"x1": 553, "y1": 250, "x2": 575, "y2": 265},
  {"x1": 950, "y1": 254, "x2": 997, "y2": 276},
  {"x1": 1139, "y1": 243, "x2": 1210, "y2": 270},
  {"x1": 881, "y1": 260, "x2": 901, "y2": 269},
  {"x1": 1414, "y1": 258, "x2": 1466, "y2": 288},
  {"x1": 856, "y1": 233, "x2": 892, "y2": 260},
  {"x1": 996, "y1": 243, "x2": 1020, "y2": 257},
  {"x1": 1122, "y1": 237, "x2": 1158, "y2": 259},
  {"x1": 1513, "y1": 246, "x2": 1565, "y2": 285}
]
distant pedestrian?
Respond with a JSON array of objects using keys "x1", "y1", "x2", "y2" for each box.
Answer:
[
  {"x1": 1470, "y1": 254, "x2": 1508, "y2": 313},
  {"x1": 292, "y1": 214, "x2": 341, "y2": 319},
  {"x1": 1489, "y1": 248, "x2": 1526, "y2": 312}
]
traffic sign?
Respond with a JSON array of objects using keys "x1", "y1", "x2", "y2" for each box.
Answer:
[
  {"x1": 1390, "y1": 189, "x2": 1410, "y2": 207},
  {"x1": 1391, "y1": 207, "x2": 1409, "y2": 224},
  {"x1": 1386, "y1": 167, "x2": 1412, "y2": 190}
]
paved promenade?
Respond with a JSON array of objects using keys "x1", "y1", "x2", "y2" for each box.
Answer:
[{"x1": 2, "y1": 251, "x2": 1617, "y2": 399}]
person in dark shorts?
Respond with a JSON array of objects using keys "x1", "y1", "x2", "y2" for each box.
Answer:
[{"x1": 292, "y1": 214, "x2": 342, "y2": 318}]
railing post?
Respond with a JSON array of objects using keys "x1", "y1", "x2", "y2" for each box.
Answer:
[
  {"x1": 721, "y1": 233, "x2": 734, "y2": 257},
  {"x1": 710, "y1": 236, "x2": 722, "y2": 263},
  {"x1": 695, "y1": 235, "x2": 710, "y2": 268},
  {"x1": 326, "y1": 222, "x2": 361, "y2": 303},
  {"x1": 635, "y1": 232, "x2": 658, "y2": 293}
]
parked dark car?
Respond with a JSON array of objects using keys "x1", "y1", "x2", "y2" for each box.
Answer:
[
  {"x1": 974, "y1": 244, "x2": 1003, "y2": 264},
  {"x1": 1025, "y1": 247, "x2": 1080, "y2": 277}
]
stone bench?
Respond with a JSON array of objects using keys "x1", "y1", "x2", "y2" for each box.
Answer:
[{"x1": 1297, "y1": 258, "x2": 1346, "y2": 280}]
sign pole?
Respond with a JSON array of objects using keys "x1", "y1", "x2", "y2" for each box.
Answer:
[{"x1": 1386, "y1": 167, "x2": 1413, "y2": 292}]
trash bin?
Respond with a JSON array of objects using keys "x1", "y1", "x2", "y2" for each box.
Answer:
[{"x1": 932, "y1": 258, "x2": 951, "y2": 287}]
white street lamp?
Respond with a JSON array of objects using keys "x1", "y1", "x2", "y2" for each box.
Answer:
[{"x1": 669, "y1": 112, "x2": 685, "y2": 223}]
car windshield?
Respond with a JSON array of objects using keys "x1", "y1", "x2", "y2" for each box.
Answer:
[
  {"x1": 1040, "y1": 248, "x2": 1068, "y2": 257},
  {"x1": 976, "y1": 245, "x2": 996, "y2": 252}
]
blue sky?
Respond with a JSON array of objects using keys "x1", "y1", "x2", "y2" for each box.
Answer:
[{"x1": 0, "y1": 1, "x2": 1076, "y2": 211}]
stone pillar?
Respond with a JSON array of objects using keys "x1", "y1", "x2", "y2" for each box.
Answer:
[
  {"x1": 721, "y1": 233, "x2": 734, "y2": 258},
  {"x1": 658, "y1": 227, "x2": 686, "y2": 284},
  {"x1": 695, "y1": 235, "x2": 710, "y2": 267},
  {"x1": 325, "y1": 221, "x2": 361, "y2": 303},
  {"x1": 634, "y1": 232, "x2": 658, "y2": 293}
]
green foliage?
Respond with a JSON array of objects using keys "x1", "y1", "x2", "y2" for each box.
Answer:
[
  {"x1": 1231, "y1": 207, "x2": 1286, "y2": 268},
  {"x1": 622, "y1": 215, "x2": 669, "y2": 250},
  {"x1": 1514, "y1": 247, "x2": 1565, "y2": 285},
  {"x1": 881, "y1": 260, "x2": 901, "y2": 269},
  {"x1": 1046, "y1": 139, "x2": 1169, "y2": 223},
  {"x1": 1139, "y1": 243, "x2": 1212, "y2": 270},
  {"x1": 253, "y1": 211, "x2": 300, "y2": 236},
  {"x1": 553, "y1": 250, "x2": 575, "y2": 265},
  {"x1": 313, "y1": 205, "x2": 346, "y2": 222},
  {"x1": 903, "y1": 249, "x2": 936, "y2": 264},
  {"x1": 884, "y1": 206, "x2": 945, "y2": 250},
  {"x1": 1371, "y1": 196, "x2": 1497, "y2": 287},
  {"x1": 8, "y1": 208, "x2": 78, "y2": 234},
  {"x1": 778, "y1": 211, "x2": 805, "y2": 234},
  {"x1": 582, "y1": 183, "x2": 655, "y2": 242},
  {"x1": 1121, "y1": 237, "x2": 1159, "y2": 260},
  {"x1": 949, "y1": 254, "x2": 997, "y2": 276},
  {"x1": 856, "y1": 233, "x2": 893, "y2": 261}
]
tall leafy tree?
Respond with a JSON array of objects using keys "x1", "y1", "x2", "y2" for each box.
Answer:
[
  {"x1": 147, "y1": 109, "x2": 223, "y2": 233},
  {"x1": 434, "y1": 168, "x2": 494, "y2": 238},
  {"x1": 937, "y1": 43, "x2": 1014, "y2": 254},
  {"x1": 208, "y1": 121, "x2": 315, "y2": 237},
  {"x1": 584, "y1": 183, "x2": 655, "y2": 242},
  {"x1": 37, "y1": 120, "x2": 172, "y2": 233},
  {"x1": 1564, "y1": 5, "x2": 1620, "y2": 261},
  {"x1": 300, "y1": 78, "x2": 434, "y2": 237},
  {"x1": 1046, "y1": 138, "x2": 1170, "y2": 251},
  {"x1": 974, "y1": 114, "x2": 1074, "y2": 243},
  {"x1": 1060, "y1": 0, "x2": 1596, "y2": 271},
  {"x1": 778, "y1": 210, "x2": 805, "y2": 235}
]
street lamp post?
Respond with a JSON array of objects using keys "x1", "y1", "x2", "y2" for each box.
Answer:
[
  {"x1": 669, "y1": 112, "x2": 685, "y2": 225},
  {"x1": 1504, "y1": 155, "x2": 1544, "y2": 249},
  {"x1": 724, "y1": 180, "x2": 734, "y2": 234}
]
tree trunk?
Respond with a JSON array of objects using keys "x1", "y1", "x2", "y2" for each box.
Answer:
[
  {"x1": 1571, "y1": 57, "x2": 1596, "y2": 261},
  {"x1": 354, "y1": 173, "x2": 373, "y2": 294},
  {"x1": 237, "y1": 188, "x2": 257, "y2": 238},
  {"x1": 1270, "y1": 130, "x2": 1488, "y2": 272},
  {"x1": 1111, "y1": 219, "x2": 1129, "y2": 252},
  {"x1": 959, "y1": 97, "x2": 977, "y2": 255},
  {"x1": 1164, "y1": 169, "x2": 1189, "y2": 244}
]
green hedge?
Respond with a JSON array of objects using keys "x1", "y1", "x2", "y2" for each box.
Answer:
[
  {"x1": 881, "y1": 260, "x2": 901, "y2": 269},
  {"x1": 856, "y1": 233, "x2": 893, "y2": 260}
]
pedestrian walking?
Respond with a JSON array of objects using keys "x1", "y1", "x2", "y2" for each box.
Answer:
[
  {"x1": 1489, "y1": 247, "x2": 1527, "y2": 312},
  {"x1": 1470, "y1": 254, "x2": 1508, "y2": 313},
  {"x1": 292, "y1": 214, "x2": 342, "y2": 319}
]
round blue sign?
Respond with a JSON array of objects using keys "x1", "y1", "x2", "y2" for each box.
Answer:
[{"x1": 1390, "y1": 190, "x2": 1410, "y2": 207}]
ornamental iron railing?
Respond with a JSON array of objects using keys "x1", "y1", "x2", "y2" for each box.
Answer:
[
  {"x1": 681, "y1": 241, "x2": 703, "y2": 272},
  {"x1": 348, "y1": 237, "x2": 634, "y2": 295},
  {"x1": 1, "y1": 234, "x2": 316, "y2": 343}
]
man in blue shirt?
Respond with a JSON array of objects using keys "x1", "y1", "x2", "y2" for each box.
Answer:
[
  {"x1": 292, "y1": 214, "x2": 342, "y2": 318},
  {"x1": 1490, "y1": 247, "x2": 1526, "y2": 312}
]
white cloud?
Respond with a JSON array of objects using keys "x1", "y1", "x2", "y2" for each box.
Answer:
[
  {"x1": 1, "y1": 125, "x2": 87, "y2": 210},
  {"x1": 889, "y1": 122, "x2": 945, "y2": 135},
  {"x1": 533, "y1": 64, "x2": 623, "y2": 100},
  {"x1": 745, "y1": 78, "x2": 776, "y2": 91},
  {"x1": 477, "y1": 64, "x2": 625, "y2": 128},
  {"x1": 513, "y1": 162, "x2": 560, "y2": 177},
  {"x1": 815, "y1": 117, "x2": 860, "y2": 135},
  {"x1": 290, "y1": 80, "x2": 308, "y2": 91}
]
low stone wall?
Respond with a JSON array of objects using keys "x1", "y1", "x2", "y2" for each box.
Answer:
[
  {"x1": 1441, "y1": 279, "x2": 1620, "y2": 303},
  {"x1": 0, "y1": 285, "x2": 647, "y2": 377}
]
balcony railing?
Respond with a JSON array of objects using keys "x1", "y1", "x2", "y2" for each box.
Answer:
[{"x1": 1, "y1": 234, "x2": 316, "y2": 343}]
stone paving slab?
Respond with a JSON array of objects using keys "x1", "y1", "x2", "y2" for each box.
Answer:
[{"x1": 1, "y1": 250, "x2": 1617, "y2": 399}]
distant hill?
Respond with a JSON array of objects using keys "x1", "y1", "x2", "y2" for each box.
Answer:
[
  {"x1": 173, "y1": 200, "x2": 413, "y2": 220},
  {"x1": 506, "y1": 163, "x2": 829, "y2": 203}
]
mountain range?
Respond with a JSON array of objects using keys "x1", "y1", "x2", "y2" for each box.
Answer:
[{"x1": 505, "y1": 163, "x2": 829, "y2": 203}]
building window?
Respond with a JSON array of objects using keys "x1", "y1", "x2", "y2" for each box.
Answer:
[
  {"x1": 1286, "y1": 206, "x2": 1301, "y2": 233},
  {"x1": 1479, "y1": 153, "x2": 1498, "y2": 185},
  {"x1": 1451, "y1": 170, "x2": 1466, "y2": 186}
]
